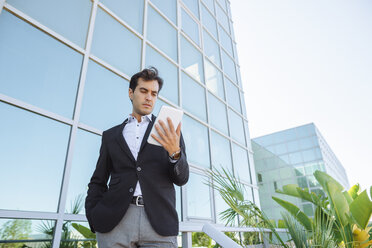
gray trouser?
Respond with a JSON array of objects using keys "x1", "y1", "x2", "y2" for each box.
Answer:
[{"x1": 96, "y1": 204, "x2": 178, "y2": 248}]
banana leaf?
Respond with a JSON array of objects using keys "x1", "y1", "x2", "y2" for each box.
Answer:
[
  {"x1": 71, "y1": 223, "x2": 96, "y2": 239},
  {"x1": 272, "y1": 196, "x2": 312, "y2": 231},
  {"x1": 349, "y1": 190, "x2": 372, "y2": 229},
  {"x1": 348, "y1": 184, "x2": 360, "y2": 200}
]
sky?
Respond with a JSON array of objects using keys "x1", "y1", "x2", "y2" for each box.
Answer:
[{"x1": 230, "y1": 0, "x2": 372, "y2": 190}]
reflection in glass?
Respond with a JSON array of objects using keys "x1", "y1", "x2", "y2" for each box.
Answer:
[
  {"x1": 60, "y1": 221, "x2": 97, "y2": 247},
  {"x1": 205, "y1": 60, "x2": 224, "y2": 99},
  {"x1": 201, "y1": 4, "x2": 217, "y2": 38},
  {"x1": 182, "y1": 0, "x2": 199, "y2": 19},
  {"x1": 187, "y1": 173, "x2": 211, "y2": 218},
  {"x1": 8, "y1": 0, "x2": 91, "y2": 47},
  {"x1": 182, "y1": 8, "x2": 200, "y2": 46},
  {"x1": 146, "y1": 45, "x2": 179, "y2": 105},
  {"x1": 91, "y1": 8, "x2": 141, "y2": 77},
  {"x1": 0, "y1": 11, "x2": 82, "y2": 118},
  {"x1": 182, "y1": 72, "x2": 207, "y2": 121},
  {"x1": 0, "y1": 219, "x2": 55, "y2": 247},
  {"x1": 232, "y1": 143, "x2": 251, "y2": 183},
  {"x1": 218, "y1": 24, "x2": 233, "y2": 55},
  {"x1": 225, "y1": 78, "x2": 241, "y2": 113},
  {"x1": 147, "y1": 5, "x2": 178, "y2": 62},
  {"x1": 222, "y1": 50, "x2": 237, "y2": 83},
  {"x1": 151, "y1": 0, "x2": 177, "y2": 24},
  {"x1": 65, "y1": 129, "x2": 101, "y2": 214},
  {"x1": 181, "y1": 36, "x2": 204, "y2": 83},
  {"x1": 182, "y1": 115, "x2": 210, "y2": 168},
  {"x1": 208, "y1": 93, "x2": 228, "y2": 135},
  {"x1": 210, "y1": 131, "x2": 232, "y2": 171},
  {"x1": 0, "y1": 103, "x2": 70, "y2": 212},
  {"x1": 80, "y1": 60, "x2": 131, "y2": 131},
  {"x1": 100, "y1": 0, "x2": 144, "y2": 33},
  {"x1": 203, "y1": 30, "x2": 221, "y2": 68},
  {"x1": 228, "y1": 109, "x2": 245, "y2": 145}
]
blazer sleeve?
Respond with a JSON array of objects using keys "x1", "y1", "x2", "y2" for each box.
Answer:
[
  {"x1": 85, "y1": 131, "x2": 112, "y2": 231},
  {"x1": 168, "y1": 133, "x2": 189, "y2": 186}
]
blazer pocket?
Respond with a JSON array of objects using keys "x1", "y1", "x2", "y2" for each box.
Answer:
[{"x1": 109, "y1": 176, "x2": 121, "y2": 187}]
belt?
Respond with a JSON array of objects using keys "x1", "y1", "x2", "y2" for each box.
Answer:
[{"x1": 131, "y1": 196, "x2": 144, "y2": 206}]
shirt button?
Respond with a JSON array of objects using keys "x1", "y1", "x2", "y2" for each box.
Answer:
[
  {"x1": 137, "y1": 167, "x2": 142, "y2": 172},
  {"x1": 129, "y1": 188, "x2": 133, "y2": 192},
  {"x1": 136, "y1": 137, "x2": 139, "y2": 139}
]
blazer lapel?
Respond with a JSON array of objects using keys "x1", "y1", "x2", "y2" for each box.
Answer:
[
  {"x1": 115, "y1": 118, "x2": 136, "y2": 163},
  {"x1": 139, "y1": 114, "x2": 156, "y2": 153}
]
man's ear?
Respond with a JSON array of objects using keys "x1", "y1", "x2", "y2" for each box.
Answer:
[{"x1": 128, "y1": 88, "x2": 133, "y2": 101}]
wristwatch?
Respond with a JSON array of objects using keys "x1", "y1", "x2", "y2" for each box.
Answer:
[{"x1": 169, "y1": 149, "x2": 181, "y2": 160}]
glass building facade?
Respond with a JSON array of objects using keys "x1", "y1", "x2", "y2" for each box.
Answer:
[
  {"x1": 252, "y1": 123, "x2": 349, "y2": 222},
  {"x1": 0, "y1": 0, "x2": 258, "y2": 247}
]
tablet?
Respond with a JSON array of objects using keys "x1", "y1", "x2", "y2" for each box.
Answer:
[{"x1": 147, "y1": 105, "x2": 184, "y2": 146}]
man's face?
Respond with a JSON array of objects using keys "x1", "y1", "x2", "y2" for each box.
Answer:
[{"x1": 129, "y1": 78, "x2": 159, "y2": 116}]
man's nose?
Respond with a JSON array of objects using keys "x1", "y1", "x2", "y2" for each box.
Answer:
[{"x1": 145, "y1": 93, "x2": 152, "y2": 100}]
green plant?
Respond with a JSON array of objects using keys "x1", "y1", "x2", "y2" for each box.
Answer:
[
  {"x1": 206, "y1": 168, "x2": 289, "y2": 247},
  {"x1": 273, "y1": 170, "x2": 372, "y2": 247}
]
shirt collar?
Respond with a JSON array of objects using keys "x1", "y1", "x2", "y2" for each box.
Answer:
[{"x1": 127, "y1": 113, "x2": 152, "y2": 123}]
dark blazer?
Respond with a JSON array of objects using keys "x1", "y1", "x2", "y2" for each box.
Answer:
[{"x1": 85, "y1": 115, "x2": 189, "y2": 236}]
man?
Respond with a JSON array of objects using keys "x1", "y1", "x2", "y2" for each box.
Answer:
[{"x1": 85, "y1": 67, "x2": 189, "y2": 248}]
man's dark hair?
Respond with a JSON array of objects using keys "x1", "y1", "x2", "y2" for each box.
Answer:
[{"x1": 129, "y1": 67, "x2": 163, "y2": 92}]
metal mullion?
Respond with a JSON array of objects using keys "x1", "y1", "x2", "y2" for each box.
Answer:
[
  {"x1": 97, "y1": 2, "x2": 144, "y2": 40},
  {"x1": 179, "y1": 1, "x2": 200, "y2": 26},
  {"x1": 181, "y1": 30, "x2": 204, "y2": 55},
  {"x1": 180, "y1": 67, "x2": 206, "y2": 89},
  {"x1": 0, "y1": 94, "x2": 74, "y2": 126},
  {"x1": 89, "y1": 54, "x2": 131, "y2": 81},
  {"x1": 147, "y1": 1, "x2": 178, "y2": 30},
  {"x1": 0, "y1": 210, "x2": 59, "y2": 220},
  {"x1": 51, "y1": 1, "x2": 98, "y2": 247},
  {"x1": 141, "y1": 0, "x2": 148, "y2": 70},
  {"x1": 4, "y1": 4, "x2": 85, "y2": 55},
  {"x1": 77, "y1": 123, "x2": 102, "y2": 136},
  {"x1": 146, "y1": 40, "x2": 179, "y2": 67},
  {"x1": 0, "y1": 0, "x2": 5, "y2": 14}
]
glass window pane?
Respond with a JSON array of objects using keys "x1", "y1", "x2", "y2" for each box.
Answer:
[
  {"x1": 210, "y1": 131, "x2": 232, "y2": 171},
  {"x1": 182, "y1": 0, "x2": 199, "y2": 19},
  {"x1": 214, "y1": 190, "x2": 230, "y2": 224},
  {"x1": 0, "y1": 11, "x2": 82, "y2": 118},
  {"x1": 182, "y1": 115, "x2": 210, "y2": 168},
  {"x1": 65, "y1": 129, "x2": 101, "y2": 214},
  {"x1": 0, "y1": 103, "x2": 70, "y2": 212},
  {"x1": 228, "y1": 109, "x2": 245, "y2": 145},
  {"x1": 244, "y1": 121, "x2": 252, "y2": 151},
  {"x1": 146, "y1": 45, "x2": 179, "y2": 105},
  {"x1": 205, "y1": 60, "x2": 224, "y2": 99},
  {"x1": 296, "y1": 124, "x2": 315, "y2": 138},
  {"x1": 201, "y1": 4, "x2": 217, "y2": 38},
  {"x1": 208, "y1": 93, "x2": 228, "y2": 135},
  {"x1": 232, "y1": 144, "x2": 251, "y2": 183},
  {"x1": 147, "y1": 5, "x2": 178, "y2": 62},
  {"x1": 233, "y1": 42, "x2": 239, "y2": 62},
  {"x1": 289, "y1": 151, "x2": 303, "y2": 165},
  {"x1": 181, "y1": 36, "x2": 204, "y2": 83},
  {"x1": 182, "y1": 72, "x2": 207, "y2": 121},
  {"x1": 302, "y1": 149, "x2": 316, "y2": 162},
  {"x1": 225, "y1": 78, "x2": 241, "y2": 112},
  {"x1": 80, "y1": 60, "x2": 132, "y2": 131},
  {"x1": 0, "y1": 219, "x2": 55, "y2": 246},
  {"x1": 287, "y1": 140, "x2": 300, "y2": 152},
  {"x1": 218, "y1": 24, "x2": 233, "y2": 56},
  {"x1": 176, "y1": 186, "x2": 182, "y2": 221},
  {"x1": 8, "y1": 0, "x2": 91, "y2": 47},
  {"x1": 187, "y1": 173, "x2": 211, "y2": 218},
  {"x1": 216, "y1": 2, "x2": 229, "y2": 33},
  {"x1": 151, "y1": 0, "x2": 177, "y2": 24},
  {"x1": 240, "y1": 92, "x2": 247, "y2": 117},
  {"x1": 100, "y1": 0, "x2": 144, "y2": 33},
  {"x1": 92, "y1": 8, "x2": 141, "y2": 77},
  {"x1": 203, "y1": 30, "x2": 221, "y2": 68},
  {"x1": 202, "y1": 0, "x2": 215, "y2": 13},
  {"x1": 222, "y1": 50, "x2": 237, "y2": 83},
  {"x1": 182, "y1": 8, "x2": 199, "y2": 46},
  {"x1": 59, "y1": 221, "x2": 95, "y2": 246}
]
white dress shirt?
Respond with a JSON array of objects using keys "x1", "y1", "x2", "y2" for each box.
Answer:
[{"x1": 123, "y1": 113, "x2": 152, "y2": 196}]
